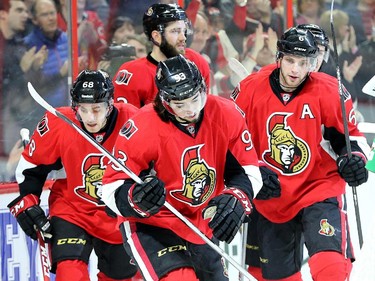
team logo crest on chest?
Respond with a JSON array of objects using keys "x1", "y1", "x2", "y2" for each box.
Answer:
[
  {"x1": 171, "y1": 145, "x2": 216, "y2": 206},
  {"x1": 74, "y1": 154, "x2": 106, "y2": 206},
  {"x1": 262, "y1": 113, "x2": 310, "y2": 175}
]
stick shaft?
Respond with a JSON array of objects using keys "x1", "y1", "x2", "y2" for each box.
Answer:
[{"x1": 330, "y1": 1, "x2": 363, "y2": 248}]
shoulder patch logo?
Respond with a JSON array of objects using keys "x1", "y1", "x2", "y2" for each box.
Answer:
[
  {"x1": 120, "y1": 119, "x2": 138, "y2": 139},
  {"x1": 37, "y1": 115, "x2": 50, "y2": 137},
  {"x1": 115, "y1": 69, "x2": 133, "y2": 85}
]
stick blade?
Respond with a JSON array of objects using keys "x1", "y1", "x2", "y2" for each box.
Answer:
[
  {"x1": 27, "y1": 82, "x2": 57, "y2": 115},
  {"x1": 362, "y1": 75, "x2": 375, "y2": 97}
]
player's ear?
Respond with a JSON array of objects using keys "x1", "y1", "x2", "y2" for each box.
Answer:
[{"x1": 151, "y1": 30, "x2": 162, "y2": 45}]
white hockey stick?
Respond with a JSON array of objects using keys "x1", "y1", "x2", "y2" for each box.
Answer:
[
  {"x1": 36, "y1": 230, "x2": 51, "y2": 281},
  {"x1": 27, "y1": 82, "x2": 253, "y2": 280},
  {"x1": 228, "y1": 57, "x2": 250, "y2": 80},
  {"x1": 362, "y1": 75, "x2": 375, "y2": 97}
]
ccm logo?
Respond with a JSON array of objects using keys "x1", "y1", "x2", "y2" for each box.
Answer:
[
  {"x1": 157, "y1": 245, "x2": 187, "y2": 257},
  {"x1": 57, "y1": 238, "x2": 87, "y2": 245},
  {"x1": 10, "y1": 200, "x2": 25, "y2": 216}
]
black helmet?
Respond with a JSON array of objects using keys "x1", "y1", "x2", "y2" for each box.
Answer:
[
  {"x1": 143, "y1": 3, "x2": 188, "y2": 40},
  {"x1": 155, "y1": 55, "x2": 206, "y2": 102},
  {"x1": 296, "y1": 23, "x2": 329, "y2": 47},
  {"x1": 277, "y1": 27, "x2": 319, "y2": 58},
  {"x1": 71, "y1": 70, "x2": 114, "y2": 108}
]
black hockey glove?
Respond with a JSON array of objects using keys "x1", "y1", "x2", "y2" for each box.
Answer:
[
  {"x1": 8, "y1": 194, "x2": 51, "y2": 240},
  {"x1": 203, "y1": 188, "x2": 252, "y2": 244},
  {"x1": 337, "y1": 154, "x2": 368, "y2": 186},
  {"x1": 256, "y1": 166, "x2": 281, "y2": 200},
  {"x1": 128, "y1": 176, "x2": 166, "y2": 218}
]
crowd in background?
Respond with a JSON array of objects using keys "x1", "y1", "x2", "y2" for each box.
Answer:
[{"x1": 1, "y1": 0, "x2": 374, "y2": 181}]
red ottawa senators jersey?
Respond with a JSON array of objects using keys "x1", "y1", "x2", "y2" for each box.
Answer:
[
  {"x1": 232, "y1": 68, "x2": 370, "y2": 223},
  {"x1": 112, "y1": 48, "x2": 211, "y2": 108},
  {"x1": 16, "y1": 104, "x2": 138, "y2": 244},
  {"x1": 102, "y1": 95, "x2": 261, "y2": 244}
]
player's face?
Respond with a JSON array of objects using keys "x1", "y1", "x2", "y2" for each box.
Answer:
[
  {"x1": 77, "y1": 102, "x2": 109, "y2": 133},
  {"x1": 8, "y1": 1, "x2": 28, "y2": 33},
  {"x1": 163, "y1": 20, "x2": 188, "y2": 55},
  {"x1": 168, "y1": 91, "x2": 206, "y2": 123},
  {"x1": 279, "y1": 54, "x2": 313, "y2": 91}
]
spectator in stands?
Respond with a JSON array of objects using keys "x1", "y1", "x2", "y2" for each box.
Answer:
[
  {"x1": 84, "y1": 0, "x2": 109, "y2": 26},
  {"x1": 55, "y1": 0, "x2": 107, "y2": 69},
  {"x1": 357, "y1": 22, "x2": 375, "y2": 101},
  {"x1": 295, "y1": 0, "x2": 325, "y2": 26},
  {"x1": 97, "y1": 34, "x2": 150, "y2": 77},
  {"x1": 189, "y1": 11, "x2": 211, "y2": 55},
  {"x1": 25, "y1": 0, "x2": 72, "y2": 107},
  {"x1": 0, "y1": 0, "x2": 47, "y2": 155},
  {"x1": 124, "y1": 33, "x2": 150, "y2": 59},
  {"x1": 344, "y1": 0, "x2": 374, "y2": 45},
  {"x1": 241, "y1": 23, "x2": 278, "y2": 73},
  {"x1": 226, "y1": 0, "x2": 284, "y2": 54},
  {"x1": 106, "y1": 16, "x2": 135, "y2": 45},
  {"x1": 319, "y1": 9, "x2": 363, "y2": 102}
]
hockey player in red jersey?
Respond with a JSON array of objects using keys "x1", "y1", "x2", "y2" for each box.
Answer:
[
  {"x1": 8, "y1": 70, "x2": 141, "y2": 281},
  {"x1": 232, "y1": 27, "x2": 370, "y2": 281},
  {"x1": 113, "y1": 3, "x2": 210, "y2": 108},
  {"x1": 102, "y1": 55, "x2": 262, "y2": 280}
]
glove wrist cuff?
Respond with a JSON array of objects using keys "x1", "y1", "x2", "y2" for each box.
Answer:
[
  {"x1": 8, "y1": 194, "x2": 39, "y2": 217},
  {"x1": 223, "y1": 187, "x2": 252, "y2": 215}
]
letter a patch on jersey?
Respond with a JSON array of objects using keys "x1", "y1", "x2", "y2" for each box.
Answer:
[{"x1": 115, "y1": 70, "x2": 133, "y2": 85}]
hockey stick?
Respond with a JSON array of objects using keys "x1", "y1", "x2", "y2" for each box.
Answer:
[
  {"x1": 20, "y1": 128, "x2": 51, "y2": 281},
  {"x1": 36, "y1": 230, "x2": 51, "y2": 281},
  {"x1": 228, "y1": 57, "x2": 250, "y2": 80},
  {"x1": 362, "y1": 75, "x2": 375, "y2": 97},
  {"x1": 330, "y1": 1, "x2": 363, "y2": 248},
  {"x1": 27, "y1": 82, "x2": 253, "y2": 280},
  {"x1": 239, "y1": 222, "x2": 248, "y2": 281}
]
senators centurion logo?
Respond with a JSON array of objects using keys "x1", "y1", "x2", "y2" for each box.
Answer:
[
  {"x1": 74, "y1": 154, "x2": 107, "y2": 206},
  {"x1": 170, "y1": 145, "x2": 216, "y2": 206},
  {"x1": 262, "y1": 113, "x2": 310, "y2": 175}
]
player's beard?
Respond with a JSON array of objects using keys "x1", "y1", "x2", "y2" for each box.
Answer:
[{"x1": 160, "y1": 38, "x2": 185, "y2": 58}]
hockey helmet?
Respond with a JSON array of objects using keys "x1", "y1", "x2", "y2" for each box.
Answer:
[
  {"x1": 277, "y1": 27, "x2": 319, "y2": 58},
  {"x1": 71, "y1": 70, "x2": 114, "y2": 109},
  {"x1": 296, "y1": 23, "x2": 329, "y2": 48},
  {"x1": 143, "y1": 3, "x2": 191, "y2": 40},
  {"x1": 296, "y1": 23, "x2": 330, "y2": 63},
  {"x1": 155, "y1": 55, "x2": 206, "y2": 102}
]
